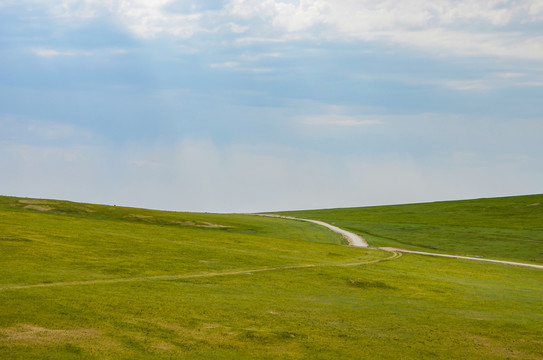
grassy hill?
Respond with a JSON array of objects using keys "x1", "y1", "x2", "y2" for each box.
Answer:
[
  {"x1": 1, "y1": 195, "x2": 542, "y2": 359},
  {"x1": 279, "y1": 194, "x2": 543, "y2": 264}
]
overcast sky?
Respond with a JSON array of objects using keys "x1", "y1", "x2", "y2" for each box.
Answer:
[{"x1": 1, "y1": 0, "x2": 542, "y2": 212}]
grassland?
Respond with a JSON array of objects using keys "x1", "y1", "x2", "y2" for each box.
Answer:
[
  {"x1": 1, "y1": 195, "x2": 542, "y2": 359},
  {"x1": 279, "y1": 194, "x2": 543, "y2": 264}
]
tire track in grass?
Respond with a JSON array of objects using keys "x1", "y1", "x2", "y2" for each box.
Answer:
[{"x1": 0, "y1": 251, "x2": 400, "y2": 291}]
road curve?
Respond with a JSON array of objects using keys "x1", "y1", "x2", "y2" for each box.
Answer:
[
  {"x1": 254, "y1": 214, "x2": 368, "y2": 247},
  {"x1": 255, "y1": 214, "x2": 543, "y2": 270}
]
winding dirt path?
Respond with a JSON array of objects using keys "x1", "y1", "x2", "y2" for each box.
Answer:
[
  {"x1": 255, "y1": 214, "x2": 368, "y2": 247},
  {"x1": 257, "y1": 214, "x2": 543, "y2": 270}
]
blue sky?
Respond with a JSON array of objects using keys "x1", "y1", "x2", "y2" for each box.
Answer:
[{"x1": 1, "y1": 0, "x2": 542, "y2": 212}]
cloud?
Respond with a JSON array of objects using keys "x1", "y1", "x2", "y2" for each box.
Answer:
[
  {"x1": 496, "y1": 72, "x2": 525, "y2": 79},
  {"x1": 49, "y1": 0, "x2": 100, "y2": 19},
  {"x1": 234, "y1": 36, "x2": 292, "y2": 45},
  {"x1": 226, "y1": 0, "x2": 543, "y2": 60},
  {"x1": 24, "y1": 0, "x2": 206, "y2": 39},
  {"x1": 32, "y1": 48, "x2": 77, "y2": 57},
  {"x1": 228, "y1": 22, "x2": 249, "y2": 34},
  {"x1": 30, "y1": 47, "x2": 127, "y2": 58},
  {"x1": 380, "y1": 29, "x2": 543, "y2": 60},
  {"x1": 228, "y1": 0, "x2": 541, "y2": 32},
  {"x1": 114, "y1": 2, "x2": 203, "y2": 39},
  {"x1": 441, "y1": 80, "x2": 490, "y2": 91},
  {"x1": 209, "y1": 61, "x2": 239, "y2": 69},
  {"x1": 300, "y1": 115, "x2": 382, "y2": 127},
  {"x1": 10, "y1": 0, "x2": 543, "y2": 60},
  {"x1": 209, "y1": 61, "x2": 275, "y2": 73},
  {"x1": 239, "y1": 52, "x2": 282, "y2": 61}
]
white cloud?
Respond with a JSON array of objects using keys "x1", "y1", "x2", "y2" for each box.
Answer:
[
  {"x1": 228, "y1": 22, "x2": 249, "y2": 34},
  {"x1": 52, "y1": 0, "x2": 100, "y2": 19},
  {"x1": 209, "y1": 61, "x2": 239, "y2": 69},
  {"x1": 32, "y1": 48, "x2": 77, "y2": 57},
  {"x1": 15, "y1": 0, "x2": 543, "y2": 59},
  {"x1": 239, "y1": 52, "x2": 282, "y2": 61},
  {"x1": 228, "y1": 0, "x2": 541, "y2": 32},
  {"x1": 31, "y1": 47, "x2": 127, "y2": 58},
  {"x1": 227, "y1": 0, "x2": 543, "y2": 60},
  {"x1": 29, "y1": 0, "x2": 205, "y2": 39},
  {"x1": 209, "y1": 61, "x2": 275, "y2": 73},
  {"x1": 496, "y1": 72, "x2": 525, "y2": 79},
  {"x1": 441, "y1": 80, "x2": 490, "y2": 91},
  {"x1": 115, "y1": 1, "x2": 203, "y2": 39},
  {"x1": 300, "y1": 115, "x2": 382, "y2": 127},
  {"x1": 383, "y1": 29, "x2": 543, "y2": 60},
  {"x1": 528, "y1": 0, "x2": 543, "y2": 19},
  {"x1": 234, "y1": 36, "x2": 292, "y2": 45}
]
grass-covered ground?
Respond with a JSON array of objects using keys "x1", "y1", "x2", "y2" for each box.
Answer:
[
  {"x1": 280, "y1": 194, "x2": 543, "y2": 264},
  {"x1": 1, "y1": 195, "x2": 542, "y2": 359}
]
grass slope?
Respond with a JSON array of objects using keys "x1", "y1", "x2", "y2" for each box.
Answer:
[
  {"x1": 1, "y1": 195, "x2": 542, "y2": 359},
  {"x1": 279, "y1": 194, "x2": 543, "y2": 264}
]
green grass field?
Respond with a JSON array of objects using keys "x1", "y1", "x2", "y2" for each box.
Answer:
[{"x1": 1, "y1": 195, "x2": 542, "y2": 359}]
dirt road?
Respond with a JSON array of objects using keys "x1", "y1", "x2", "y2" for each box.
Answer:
[
  {"x1": 258, "y1": 214, "x2": 543, "y2": 270},
  {"x1": 379, "y1": 247, "x2": 543, "y2": 269},
  {"x1": 255, "y1": 214, "x2": 368, "y2": 247}
]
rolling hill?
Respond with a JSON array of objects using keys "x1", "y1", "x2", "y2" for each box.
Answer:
[{"x1": 1, "y1": 195, "x2": 541, "y2": 359}]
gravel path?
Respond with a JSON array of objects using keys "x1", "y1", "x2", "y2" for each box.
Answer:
[
  {"x1": 379, "y1": 247, "x2": 543, "y2": 269},
  {"x1": 257, "y1": 214, "x2": 543, "y2": 270},
  {"x1": 255, "y1": 214, "x2": 368, "y2": 247}
]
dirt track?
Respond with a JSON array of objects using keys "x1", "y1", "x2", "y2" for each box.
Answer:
[
  {"x1": 0, "y1": 252, "x2": 400, "y2": 291},
  {"x1": 255, "y1": 214, "x2": 368, "y2": 247},
  {"x1": 258, "y1": 214, "x2": 543, "y2": 270},
  {"x1": 379, "y1": 247, "x2": 543, "y2": 269}
]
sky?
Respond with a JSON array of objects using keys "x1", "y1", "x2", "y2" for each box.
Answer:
[{"x1": 1, "y1": 0, "x2": 542, "y2": 212}]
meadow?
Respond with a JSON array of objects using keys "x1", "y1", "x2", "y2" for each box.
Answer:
[{"x1": 1, "y1": 195, "x2": 542, "y2": 359}]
